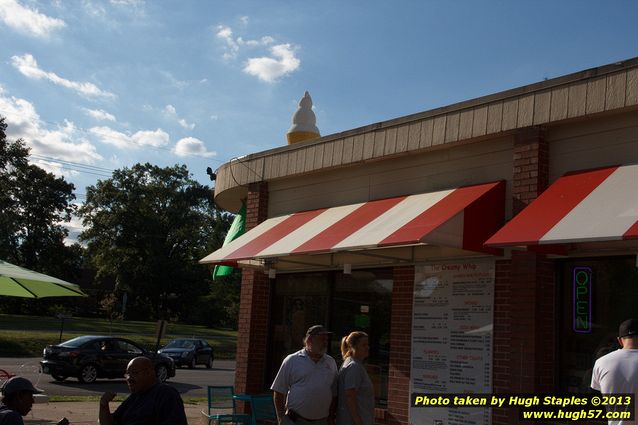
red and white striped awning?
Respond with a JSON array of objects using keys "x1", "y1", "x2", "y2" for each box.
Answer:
[
  {"x1": 486, "y1": 164, "x2": 638, "y2": 247},
  {"x1": 200, "y1": 181, "x2": 504, "y2": 267}
]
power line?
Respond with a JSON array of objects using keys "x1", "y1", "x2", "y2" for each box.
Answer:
[{"x1": 30, "y1": 154, "x2": 115, "y2": 173}]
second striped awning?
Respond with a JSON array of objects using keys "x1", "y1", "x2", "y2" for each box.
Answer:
[
  {"x1": 486, "y1": 164, "x2": 638, "y2": 247},
  {"x1": 200, "y1": 181, "x2": 505, "y2": 266}
]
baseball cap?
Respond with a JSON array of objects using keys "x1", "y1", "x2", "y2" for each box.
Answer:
[
  {"x1": 618, "y1": 318, "x2": 638, "y2": 338},
  {"x1": 306, "y1": 325, "x2": 332, "y2": 336},
  {"x1": 0, "y1": 376, "x2": 43, "y2": 396}
]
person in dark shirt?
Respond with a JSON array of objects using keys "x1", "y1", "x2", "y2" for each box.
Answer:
[
  {"x1": 0, "y1": 376, "x2": 68, "y2": 425},
  {"x1": 99, "y1": 356, "x2": 187, "y2": 425}
]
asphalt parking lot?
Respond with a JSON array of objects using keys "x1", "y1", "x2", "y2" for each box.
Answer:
[{"x1": 0, "y1": 357, "x2": 235, "y2": 397}]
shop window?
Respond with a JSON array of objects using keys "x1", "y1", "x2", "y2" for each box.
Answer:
[
  {"x1": 267, "y1": 268, "x2": 393, "y2": 408},
  {"x1": 558, "y1": 256, "x2": 638, "y2": 393}
]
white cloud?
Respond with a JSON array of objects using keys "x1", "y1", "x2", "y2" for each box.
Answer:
[
  {"x1": 82, "y1": 0, "x2": 107, "y2": 18},
  {"x1": 0, "y1": 86, "x2": 103, "y2": 167},
  {"x1": 83, "y1": 108, "x2": 116, "y2": 122},
  {"x1": 163, "y1": 104, "x2": 195, "y2": 130},
  {"x1": 90, "y1": 126, "x2": 169, "y2": 149},
  {"x1": 160, "y1": 70, "x2": 189, "y2": 89},
  {"x1": 110, "y1": 0, "x2": 144, "y2": 5},
  {"x1": 216, "y1": 25, "x2": 239, "y2": 60},
  {"x1": 244, "y1": 36, "x2": 274, "y2": 47},
  {"x1": 11, "y1": 54, "x2": 116, "y2": 99},
  {"x1": 244, "y1": 44, "x2": 300, "y2": 83},
  {"x1": 215, "y1": 24, "x2": 298, "y2": 82},
  {"x1": 0, "y1": 0, "x2": 66, "y2": 38},
  {"x1": 61, "y1": 213, "x2": 85, "y2": 246},
  {"x1": 33, "y1": 158, "x2": 79, "y2": 178},
  {"x1": 173, "y1": 137, "x2": 216, "y2": 158},
  {"x1": 215, "y1": 24, "x2": 275, "y2": 60},
  {"x1": 240, "y1": 16, "x2": 249, "y2": 25}
]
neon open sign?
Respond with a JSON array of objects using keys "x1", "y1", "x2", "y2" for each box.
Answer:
[{"x1": 573, "y1": 267, "x2": 592, "y2": 333}]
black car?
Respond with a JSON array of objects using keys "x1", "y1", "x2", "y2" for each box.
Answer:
[
  {"x1": 40, "y1": 335, "x2": 176, "y2": 384},
  {"x1": 157, "y1": 338, "x2": 214, "y2": 369}
]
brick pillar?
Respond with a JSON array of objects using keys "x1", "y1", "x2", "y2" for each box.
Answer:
[
  {"x1": 512, "y1": 127, "x2": 548, "y2": 215},
  {"x1": 235, "y1": 182, "x2": 271, "y2": 396},
  {"x1": 492, "y1": 128, "x2": 555, "y2": 425},
  {"x1": 387, "y1": 266, "x2": 414, "y2": 425}
]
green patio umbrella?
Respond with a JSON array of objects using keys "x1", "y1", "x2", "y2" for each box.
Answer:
[{"x1": 0, "y1": 260, "x2": 86, "y2": 298}]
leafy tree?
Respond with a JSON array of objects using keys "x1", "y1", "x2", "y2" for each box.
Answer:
[
  {"x1": 79, "y1": 163, "x2": 233, "y2": 321},
  {"x1": 0, "y1": 116, "x2": 84, "y2": 315},
  {"x1": 0, "y1": 117, "x2": 77, "y2": 269}
]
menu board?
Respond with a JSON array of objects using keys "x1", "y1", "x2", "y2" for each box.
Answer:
[{"x1": 409, "y1": 260, "x2": 494, "y2": 425}]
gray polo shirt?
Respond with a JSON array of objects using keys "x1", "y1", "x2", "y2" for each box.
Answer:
[
  {"x1": 271, "y1": 349, "x2": 338, "y2": 420},
  {"x1": 337, "y1": 357, "x2": 374, "y2": 425}
]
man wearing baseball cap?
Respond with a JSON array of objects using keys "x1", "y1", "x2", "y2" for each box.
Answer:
[
  {"x1": 0, "y1": 376, "x2": 68, "y2": 425},
  {"x1": 591, "y1": 319, "x2": 638, "y2": 425},
  {"x1": 271, "y1": 325, "x2": 337, "y2": 425}
]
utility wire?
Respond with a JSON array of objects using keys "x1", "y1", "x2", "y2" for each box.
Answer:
[{"x1": 30, "y1": 154, "x2": 115, "y2": 173}]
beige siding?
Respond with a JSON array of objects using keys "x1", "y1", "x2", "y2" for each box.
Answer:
[
  {"x1": 550, "y1": 87, "x2": 569, "y2": 122},
  {"x1": 420, "y1": 119, "x2": 434, "y2": 148},
  {"x1": 444, "y1": 112, "x2": 460, "y2": 143},
  {"x1": 628, "y1": 68, "x2": 638, "y2": 106},
  {"x1": 407, "y1": 121, "x2": 422, "y2": 150},
  {"x1": 384, "y1": 127, "x2": 398, "y2": 155},
  {"x1": 343, "y1": 136, "x2": 354, "y2": 163},
  {"x1": 533, "y1": 91, "x2": 551, "y2": 125},
  {"x1": 458, "y1": 109, "x2": 474, "y2": 139},
  {"x1": 432, "y1": 116, "x2": 447, "y2": 145},
  {"x1": 502, "y1": 98, "x2": 518, "y2": 131},
  {"x1": 586, "y1": 77, "x2": 606, "y2": 114},
  {"x1": 606, "y1": 72, "x2": 627, "y2": 109},
  {"x1": 472, "y1": 105, "x2": 488, "y2": 137},
  {"x1": 268, "y1": 137, "x2": 513, "y2": 218},
  {"x1": 360, "y1": 132, "x2": 373, "y2": 160},
  {"x1": 567, "y1": 82, "x2": 587, "y2": 118},
  {"x1": 487, "y1": 102, "x2": 503, "y2": 134},
  {"x1": 549, "y1": 110, "x2": 638, "y2": 181},
  {"x1": 373, "y1": 130, "x2": 386, "y2": 158},
  {"x1": 518, "y1": 95, "x2": 535, "y2": 127},
  {"x1": 396, "y1": 124, "x2": 409, "y2": 153},
  {"x1": 323, "y1": 139, "x2": 335, "y2": 168}
]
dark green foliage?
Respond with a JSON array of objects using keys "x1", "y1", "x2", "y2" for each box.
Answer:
[
  {"x1": 183, "y1": 272, "x2": 241, "y2": 328},
  {"x1": 79, "y1": 162, "x2": 234, "y2": 323},
  {"x1": 0, "y1": 117, "x2": 85, "y2": 315}
]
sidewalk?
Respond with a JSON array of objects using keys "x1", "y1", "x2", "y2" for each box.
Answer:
[{"x1": 24, "y1": 401, "x2": 208, "y2": 425}]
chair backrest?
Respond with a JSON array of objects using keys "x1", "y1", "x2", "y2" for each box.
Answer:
[
  {"x1": 249, "y1": 395, "x2": 277, "y2": 425},
  {"x1": 207, "y1": 386, "x2": 237, "y2": 415}
]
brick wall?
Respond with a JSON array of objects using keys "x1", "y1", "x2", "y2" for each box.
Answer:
[
  {"x1": 492, "y1": 127, "x2": 556, "y2": 425},
  {"x1": 387, "y1": 266, "x2": 415, "y2": 425},
  {"x1": 235, "y1": 182, "x2": 271, "y2": 397},
  {"x1": 512, "y1": 126, "x2": 549, "y2": 214}
]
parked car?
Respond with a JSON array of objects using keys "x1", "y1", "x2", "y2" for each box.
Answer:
[
  {"x1": 157, "y1": 338, "x2": 214, "y2": 369},
  {"x1": 40, "y1": 335, "x2": 176, "y2": 384}
]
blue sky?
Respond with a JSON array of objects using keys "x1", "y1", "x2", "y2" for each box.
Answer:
[{"x1": 1, "y1": 0, "x2": 638, "y2": 238}]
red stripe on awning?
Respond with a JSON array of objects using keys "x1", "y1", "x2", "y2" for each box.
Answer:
[
  {"x1": 292, "y1": 196, "x2": 407, "y2": 254},
  {"x1": 224, "y1": 208, "x2": 326, "y2": 259},
  {"x1": 379, "y1": 182, "x2": 501, "y2": 247},
  {"x1": 623, "y1": 219, "x2": 638, "y2": 239},
  {"x1": 486, "y1": 167, "x2": 616, "y2": 246}
]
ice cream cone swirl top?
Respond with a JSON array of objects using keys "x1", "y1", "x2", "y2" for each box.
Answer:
[{"x1": 287, "y1": 91, "x2": 320, "y2": 144}]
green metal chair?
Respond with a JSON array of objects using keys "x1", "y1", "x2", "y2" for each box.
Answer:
[
  {"x1": 201, "y1": 386, "x2": 251, "y2": 425},
  {"x1": 247, "y1": 395, "x2": 277, "y2": 425}
]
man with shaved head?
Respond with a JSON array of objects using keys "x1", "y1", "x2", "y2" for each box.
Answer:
[{"x1": 99, "y1": 356, "x2": 187, "y2": 425}]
